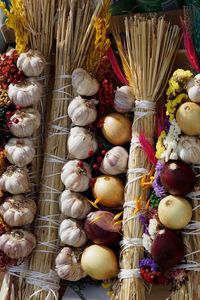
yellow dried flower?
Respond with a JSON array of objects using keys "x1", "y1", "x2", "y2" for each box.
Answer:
[
  {"x1": 84, "y1": 0, "x2": 111, "y2": 75},
  {"x1": 165, "y1": 93, "x2": 189, "y2": 122},
  {"x1": 166, "y1": 69, "x2": 193, "y2": 98},
  {"x1": 156, "y1": 130, "x2": 166, "y2": 159},
  {"x1": 0, "y1": 0, "x2": 29, "y2": 53}
]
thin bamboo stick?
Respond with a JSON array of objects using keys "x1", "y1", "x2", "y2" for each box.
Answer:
[
  {"x1": 112, "y1": 15, "x2": 180, "y2": 300},
  {"x1": 24, "y1": 1, "x2": 103, "y2": 299}
]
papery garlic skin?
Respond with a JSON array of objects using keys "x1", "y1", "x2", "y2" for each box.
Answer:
[
  {"x1": 68, "y1": 127, "x2": 98, "y2": 159},
  {"x1": 114, "y1": 86, "x2": 135, "y2": 113},
  {"x1": 187, "y1": 74, "x2": 200, "y2": 103},
  {"x1": 17, "y1": 50, "x2": 45, "y2": 77},
  {"x1": 9, "y1": 108, "x2": 41, "y2": 138},
  {"x1": 68, "y1": 96, "x2": 97, "y2": 126},
  {"x1": 61, "y1": 160, "x2": 91, "y2": 192},
  {"x1": 72, "y1": 68, "x2": 99, "y2": 96},
  {"x1": 0, "y1": 195, "x2": 37, "y2": 227},
  {"x1": 55, "y1": 247, "x2": 86, "y2": 281},
  {"x1": 100, "y1": 146, "x2": 128, "y2": 175},
  {"x1": 0, "y1": 229, "x2": 36, "y2": 259},
  {"x1": 59, "y1": 219, "x2": 87, "y2": 247},
  {"x1": 0, "y1": 166, "x2": 30, "y2": 194},
  {"x1": 8, "y1": 79, "x2": 42, "y2": 107},
  {"x1": 59, "y1": 190, "x2": 92, "y2": 220},
  {"x1": 177, "y1": 135, "x2": 200, "y2": 164},
  {"x1": 5, "y1": 138, "x2": 35, "y2": 167}
]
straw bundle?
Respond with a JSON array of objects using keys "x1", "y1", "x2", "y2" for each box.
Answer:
[
  {"x1": 24, "y1": 1, "x2": 103, "y2": 299},
  {"x1": 23, "y1": 0, "x2": 57, "y2": 188},
  {"x1": 112, "y1": 16, "x2": 180, "y2": 300}
]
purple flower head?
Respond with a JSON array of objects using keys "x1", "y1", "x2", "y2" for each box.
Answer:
[
  {"x1": 164, "y1": 116, "x2": 170, "y2": 133},
  {"x1": 139, "y1": 214, "x2": 149, "y2": 234},
  {"x1": 152, "y1": 161, "x2": 167, "y2": 198},
  {"x1": 139, "y1": 258, "x2": 159, "y2": 272}
]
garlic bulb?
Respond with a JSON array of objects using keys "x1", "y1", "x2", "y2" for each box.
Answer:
[
  {"x1": 59, "y1": 218, "x2": 87, "y2": 247},
  {"x1": 177, "y1": 135, "x2": 200, "y2": 164},
  {"x1": 17, "y1": 50, "x2": 45, "y2": 77},
  {"x1": 55, "y1": 247, "x2": 86, "y2": 281},
  {"x1": 5, "y1": 138, "x2": 35, "y2": 167},
  {"x1": 114, "y1": 86, "x2": 135, "y2": 113},
  {"x1": 0, "y1": 229, "x2": 36, "y2": 259},
  {"x1": 68, "y1": 96, "x2": 97, "y2": 126},
  {"x1": 100, "y1": 146, "x2": 128, "y2": 175},
  {"x1": 72, "y1": 68, "x2": 99, "y2": 96},
  {"x1": 59, "y1": 190, "x2": 92, "y2": 220},
  {"x1": 61, "y1": 160, "x2": 91, "y2": 192},
  {"x1": 68, "y1": 127, "x2": 98, "y2": 159},
  {"x1": 187, "y1": 74, "x2": 200, "y2": 103},
  {"x1": 9, "y1": 108, "x2": 41, "y2": 137},
  {"x1": 0, "y1": 166, "x2": 30, "y2": 194},
  {"x1": 0, "y1": 195, "x2": 37, "y2": 227},
  {"x1": 8, "y1": 79, "x2": 43, "y2": 107}
]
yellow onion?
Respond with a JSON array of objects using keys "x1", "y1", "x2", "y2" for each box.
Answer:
[
  {"x1": 92, "y1": 175, "x2": 124, "y2": 208},
  {"x1": 81, "y1": 245, "x2": 118, "y2": 280},
  {"x1": 176, "y1": 102, "x2": 200, "y2": 135},
  {"x1": 158, "y1": 195, "x2": 192, "y2": 230},
  {"x1": 101, "y1": 113, "x2": 132, "y2": 145}
]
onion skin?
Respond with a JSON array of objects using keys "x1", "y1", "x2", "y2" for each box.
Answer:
[
  {"x1": 101, "y1": 113, "x2": 132, "y2": 145},
  {"x1": 158, "y1": 195, "x2": 192, "y2": 230},
  {"x1": 160, "y1": 160, "x2": 196, "y2": 196},
  {"x1": 151, "y1": 229, "x2": 185, "y2": 271},
  {"x1": 84, "y1": 211, "x2": 121, "y2": 245},
  {"x1": 92, "y1": 175, "x2": 124, "y2": 208},
  {"x1": 176, "y1": 102, "x2": 200, "y2": 135},
  {"x1": 81, "y1": 245, "x2": 118, "y2": 280}
]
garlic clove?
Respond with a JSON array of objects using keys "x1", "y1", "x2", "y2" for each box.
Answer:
[
  {"x1": 68, "y1": 96, "x2": 97, "y2": 126},
  {"x1": 61, "y1": 160, "x2": 91, "y2": 192},
  {"x1": 0, "y1": 229, "x2": 36, "y2": 259},
  {"x1": 9, "y1": 108, "x2": 41, "y2": 138},
  {"x1": 0, "y1": 166, "x2": 31, "y2": 194},
  {"x1": 17, "y1": 50, "x2": 45, "y2": 77},
  {"x1": 59, "y1": 190, "x2": 92, "y2": 220},
  {"x1": 100, "y1": 146, "x2": 128, "y2": 175},
  {"x1": 5, "y1": 138, "x2": 35, "y2": 167},
  {"x1": 55, "y1": 247, "x2": 86, "y2": 281},
  {"x1": 59, "y1": 218, "x2": 87, "y2": 247},
  {"x1": 72, "y1": 68, "x2": 99, "y2": 96},
  {"x1": 8, "y1": 79, "x2": 43, "y2": 107},
  {"x1": 0, "y1": 195, "x2": 37, "y2": 227},
  {"x1": 177, "y1": 135, "x2": 200, "y2": 164},
  {"x1": 187, "y1": 74, "x2": 200, "y2": 103},
  {"x1": 114, "y1": 85, "x2": 135, "y2": 113},
  {"x1": 67, "y1": 127, "x2": 98, "y2": 159}
]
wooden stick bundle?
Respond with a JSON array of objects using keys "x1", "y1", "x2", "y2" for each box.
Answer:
[
  {"x1": 24, "y1": 1, "x2": 103, "y2": 299},
  {"x1": 112, "y1": 16, "x2": 180, "y2": 300}
]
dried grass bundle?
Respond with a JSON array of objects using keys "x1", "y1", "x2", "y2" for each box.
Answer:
[
  {"x1": 23, "y1": 1, "x2": 103, "y2": 299},
  {"x1": 112, "y1": 15, "x2": 180, "y2": 300}
]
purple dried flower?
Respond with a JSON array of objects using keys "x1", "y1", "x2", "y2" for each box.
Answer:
[
  {"x1": 164, "y1": 116, "x2": 170, "y2": 133},
  {"x1": 152, "y1": 161, "x2": 167, "y2": 198},
  {"x1": 139, "y1": 214, "x2": 149, "y2": 234},
  {"x1": 168, "y1": 269, "x2": 187, "y2": 284},
  {"x1": 139, "y1": 258, "x2": 159, "y2": 272}
]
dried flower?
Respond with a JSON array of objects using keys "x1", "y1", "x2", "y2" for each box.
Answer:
[
  {"x1": 139, "y1": 258, "x2": 167, "y2": 285},
  {"x1": 0, "y1": 0, "x2": 29, "y2": 53},
  {"x1": 142, "y1": 233, "x2": 152, "y2": 253},
  {"x1": 149, "y1": 191, "x2": 161, "y2": 208},
  {"x1": 152, "y1": 161, "x2": 167, "y2": 198}
]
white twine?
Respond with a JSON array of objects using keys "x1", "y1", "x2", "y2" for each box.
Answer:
[
  {"x1": 182, "y1": 221, "x2": 200, "y2": 235},
  {"x1": 126, "y1": 168, "x2": 148, "y2": 188},
  {"x1": 187, "y1": 190, "x2": 200, "y2": 200},
  {"x1": 36, "y1": 214, "x2": 60, "y2": 226},
  {"x1": 26, "y1": 270, "x2": 59, "y2": 300},
  {"x1": 120, "y1": 238, "x2": 143, "y2": 254},
  {"x1": 175, "y1": 261, "x2": 200, "y2": 272},
  {"x1": 40, "y1": 184, "x2": 61, "y2": 194},
  {"x1": 33, "y1": 239, "x2": 59, "y2": 254},
  {"x1": 118, "y1": 268, "x2": 141, "y2": 280},
  {"x1": 44, "y1": 154, "x2": 67, "y2": 164},
  {"x1": 184, "y1": 250, "x2": 200, "y2": 258},
  {"x1": 134, "y1": 100, "x2": 156, "y2": 122},
  {"x1": 8, "y1": 261, "x2": 28, "y2": 278}
]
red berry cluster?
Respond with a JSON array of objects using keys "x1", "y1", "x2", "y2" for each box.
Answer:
[
  {"x1": 97, "y1": 79, "x2": 114, "y2": 127},
  {"x1": 92, "y1": 148, "x2": 107, "y2": 171},
  {"x1": 0, "y1": 50, "x2": 24, "y2": 89},
  {"x1": 140, "y1": 268, "x2": 166, "y2": 285}
]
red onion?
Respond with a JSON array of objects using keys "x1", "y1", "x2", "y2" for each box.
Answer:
[{"x1": 84, "y1": 211, "x2": 121, "y2": 246}]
